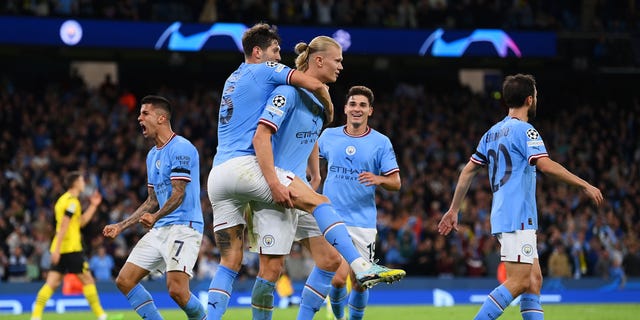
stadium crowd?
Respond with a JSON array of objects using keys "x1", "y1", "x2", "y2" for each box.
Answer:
[
  {"x1": 2, "y1": 0, "x2": 639, "y2": 32},
  {"x1": 0, "y1": 70, "x2": 638, "y2": 286}
]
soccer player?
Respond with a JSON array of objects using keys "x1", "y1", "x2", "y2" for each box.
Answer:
[
  {"x1": 31, "y1": 171, "x2": 107, "y2": 320},
  {"x1": 206, "y1": 22, "x2": 334, "y2": 319},
  {"x1": 319, "y1": 85, "x2": 401, "y2": 320},
  {"x1": 250, "y1": 37, "x2": 405, "y2": 320},
  {"x1": 438, "y1": 74, "x2": 603, "y2": 320},
  {"x1": 103, "y1": 95, "x2": 205, "y2": 320}
]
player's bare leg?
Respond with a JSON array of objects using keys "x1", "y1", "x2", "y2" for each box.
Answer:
[
  {"x1": 117, "y1": 262, "x2": 163, "y2": 320},
  {"x1": 167, "y1": 271, "x2": 205, "y2": 319},
  {"x1": 519, "y1": 259, "x2": 544, "y2": 319},
  {"x1": 287, "y1": 177, "x2": 405, "y2": 288},
  {"x1": 208, "y1": 225, "x2": 245, "y2": 319},
  {"x1": 296, "y1": 236, "x2": 342, "y2": 319}
]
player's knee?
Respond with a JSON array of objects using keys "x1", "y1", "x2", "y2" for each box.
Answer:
[
  {"x1": 331, "y1": 273, "x2": 347, "y2": 287},
  {"x1": 115, "y1": 274, "x2": 134, "y2": 294},
  {"x1": 316, "y1": 252, "x2": 341, "y2": 272},
  {"x1": 167, "y1": 285, "x2": 189, "y2": 307},
  {"x1": 530, "y1": 273, "x2": 543, "y2": 291},
  {"x1": 308, "y1": 194, "x2": 330, "y2": 211},
  {"x1": 219, "y1": 254, "x2": 244, "y2": 271}
]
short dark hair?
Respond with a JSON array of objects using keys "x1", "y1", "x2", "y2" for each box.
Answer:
[
  {"x1": 64, "y1": 171, "x2": 83, "y2": 189},
  {"x1": 140, "y1": 95, "x2": 172, "y2": 117},
  {"x1": 346, "y1": 85, "x2": 374, "y2": 105},
  {"x1": 242, "y1": 23, "x2": 281, "y2": 57},
  {"x1": 502, "y1": 74, "x2": 536, "y2": 108}
]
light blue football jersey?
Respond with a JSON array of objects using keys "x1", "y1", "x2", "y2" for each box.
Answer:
[
  {"x1": 146, "y1": 134, "x2": 204, "y2": 233},
  {"x1": 259, "y1": 86, "x2": 324, "y2": 178},
  {"x1": 318, "y1": 126, "x2": 399, "y2": 229},
  {"x1": 213, "y1": 61, "x2": 294, "y2": 166},
  {"x1": 470, "y1": 116, "x2": 548, "y2": 234}
]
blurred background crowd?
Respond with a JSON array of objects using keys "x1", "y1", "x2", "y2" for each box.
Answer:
[
  {"x1": 0, "y1": 0, "x2": 639, "y2": 289},
  {"x1": 1, "y1": 70, "x2": 638, "y2": 285},
  {"x1": 2, "y1": 0, "x2": 639, "y2": 32}
]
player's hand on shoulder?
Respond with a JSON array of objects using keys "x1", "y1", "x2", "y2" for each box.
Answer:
[
  {"x1": 584, "y1": 184, "x2": 604, "y2": 207},
  {"x1": 437, "y1": 211, "x2": 459, "y2": 236}
]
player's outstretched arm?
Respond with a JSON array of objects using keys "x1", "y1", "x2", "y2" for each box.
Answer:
[
  {"x1": 438, "y1": 160, "x2": 482, "y2": 235},
  {"x1": 535, "y1": 157, "x2": 604, "y2": 206},
  {"x1": 103, "y1": 187, "x2": 159, "y2": 238}
]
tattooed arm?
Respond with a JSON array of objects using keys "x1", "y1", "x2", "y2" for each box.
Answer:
[
  {"x1": 103, "y1": 186, "x2": 159, "y2": 238},
  {"x1": 139, "y1": 179, "x2": 187, "y2": 228}
]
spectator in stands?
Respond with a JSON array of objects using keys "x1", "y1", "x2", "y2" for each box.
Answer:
[
  {"x1": 7, "y1": 246, "x2": 28, "y2": 282},
  {"x1": 89, "y1": 246, "x2": 115, "y2": 281},
  {"x1": 548, "y1": 241, "x2": 572, "y2": 278}
]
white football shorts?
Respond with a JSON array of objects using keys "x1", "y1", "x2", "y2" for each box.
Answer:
[
  {"x1": 207, "y1": 155, "x2": 295, "y2": 232},
  {"x1": 127, "y1": 224, "x2": 202, "y2": 277},
  {"x1": 496, "y1": 229, "x2": 538, "y2": 264},
  {"x1": 346, "y1": 226, "x2": 377, "y2": 262},
  {"x1": 248, "y1": 203, "x2": 322, "y2": 255}
]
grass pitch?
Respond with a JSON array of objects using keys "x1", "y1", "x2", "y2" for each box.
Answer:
[{"x1": 6, "y1": 303, "x2": 639, "y2": 319}]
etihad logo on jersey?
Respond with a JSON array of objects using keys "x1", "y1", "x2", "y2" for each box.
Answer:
[
  {"x1": 155, "y1": 22, "x2": 247, "y2": 52},
  {"x1": 329, "y1": 166, "x2": 363, "y2": 175},
  {"x1": 295, "y1": 131, "x2": 320, "y2": 139},
  {"x1": 419, "y1": 28, "x2": 522, "y2": 58}
]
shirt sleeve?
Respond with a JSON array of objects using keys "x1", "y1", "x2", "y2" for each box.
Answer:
[
  {"x1": 380, "y1": 137, "x2": 400, "y2": 175},
  {"x1": 259, "y1": 86, "x2": 296, "y2": 132},
  {"x1": 169, "y1": 142, "x2": 195, "y2": 183},
  {"x1": 471, "y1": 133, "x2": 488, "y2": 165},
  {"x1": 522, "y1": 125, "x2": 549, "y2": 165}
]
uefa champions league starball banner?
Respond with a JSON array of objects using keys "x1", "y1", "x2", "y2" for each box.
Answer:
[
  {"x1": 0, "y1": 278, "x2": 638, "y2": 315},
  {"x1": 0, "y1": 16, "x2": 555, "y2": 57}
]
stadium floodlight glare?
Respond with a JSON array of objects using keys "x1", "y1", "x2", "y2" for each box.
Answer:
[{"x1": 59, "y1": 20, "x2": 83, "y2": 46}]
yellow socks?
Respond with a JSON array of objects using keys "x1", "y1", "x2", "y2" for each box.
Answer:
[
  {"x1": 83, "y1": 284, "x2": 106, "y2": 318},
  {"x1": 32, "y1": 284, "x2": 54, "y2": 319}
]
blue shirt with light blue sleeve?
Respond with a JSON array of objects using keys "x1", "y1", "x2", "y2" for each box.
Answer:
[
  {"x1": 318, "y1": 126, "x2": 399, "y2": 229},
  {"x1": 259, "y1": 86, "x2": 324, "y2": 178},
  {"x1": 213, "y1": 61, "x2": 294, "y2": 166},
  {"x1": 470, "y1": 116, "x2": 548, "y2": 234},
  {"x1": 146, "y1": 134, "x2": 204, "y2": 233}
]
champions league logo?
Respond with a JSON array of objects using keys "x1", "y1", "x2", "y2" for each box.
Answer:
[
  {"x1": 526, "y1": 128, "x2": 540, "y2": 140},
  {"x1": 155, "y1": 22, "x2": 247, "y2": 52},
  {"x1": 272, "y1": 95, "x2": 286, "y2": 108},
  {"x1": 419, "y1": 28, "x2": 522, "y2": 58}
]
